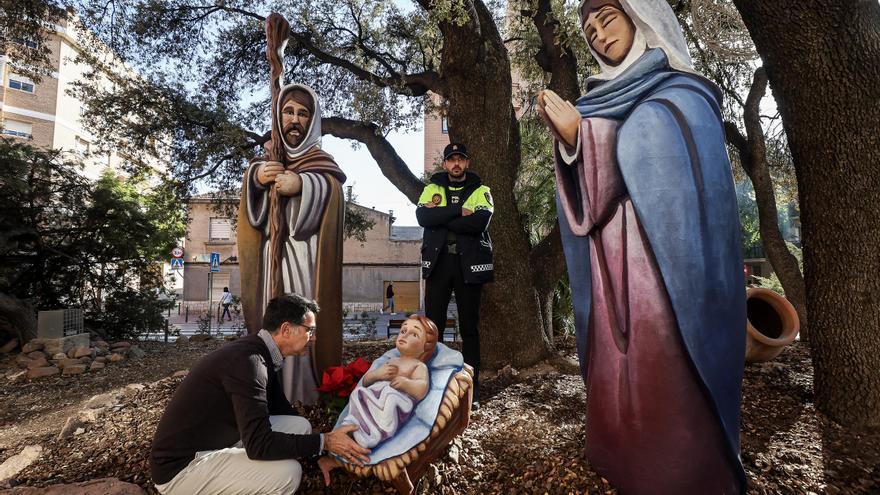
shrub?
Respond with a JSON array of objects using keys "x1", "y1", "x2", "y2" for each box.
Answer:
[{"x1": 88, "y1": 287, "x2": 175, "y2": 341}]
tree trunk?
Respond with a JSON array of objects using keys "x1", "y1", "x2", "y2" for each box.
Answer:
[
  {"x1": 440, "y1": 3, "x2": 549, "y2": 369},
  {"x1": 733, "y1": 0, "x2": 880, "y2": 428},
  {"x1": 725, "y1": 68, "x2": 809, "y2": 340}
]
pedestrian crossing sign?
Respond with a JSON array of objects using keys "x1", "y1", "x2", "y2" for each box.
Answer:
[{"x1": 170, "y1": 257, "x2": 184, "y2": 271}]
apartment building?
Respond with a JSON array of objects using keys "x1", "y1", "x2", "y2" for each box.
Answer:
[
  {"x1": 0, "y1": 16, "x2": 131, "y2": 179},
  {"x1": 182, "y1": 194, "x2": 423, "y2": 312}
]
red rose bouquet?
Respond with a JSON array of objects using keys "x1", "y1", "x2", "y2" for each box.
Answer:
[{"x1": 317, "y1": 357, "x2": 371, "y2": 418}]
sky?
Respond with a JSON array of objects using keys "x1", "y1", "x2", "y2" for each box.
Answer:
[{"x1": 322, "y1": 127, "x2": 425, "y2": 227}]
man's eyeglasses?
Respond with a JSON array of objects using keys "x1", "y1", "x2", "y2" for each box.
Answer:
[{"x1": 297, "y1": 324, "x2": 316, "y2": 337}]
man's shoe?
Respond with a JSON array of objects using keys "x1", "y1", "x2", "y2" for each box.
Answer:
[{"x1": 472, "y1": 400, "x2": 480, "y2": 411}]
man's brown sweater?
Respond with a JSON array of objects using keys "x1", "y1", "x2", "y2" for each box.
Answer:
[{"x1": 150, "y1": 334, "x2": 321, "y2": 485}]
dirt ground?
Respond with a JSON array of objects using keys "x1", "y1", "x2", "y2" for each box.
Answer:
[{"x1": 0, "y1": 338, "x2": 878, "y2": 494}]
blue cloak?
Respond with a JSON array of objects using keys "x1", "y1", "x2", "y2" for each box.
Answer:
[{"x1": 560, "y1": 48, "x2": 747, "y2": 484}]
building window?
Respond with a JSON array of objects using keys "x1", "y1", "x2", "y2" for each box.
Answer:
[
  {"x1": 13, "y1": 38, "x2": 38, "y2": 49},
  {"x1": 441, "y1": 117, "x2": 448, "y2": 134},
  {"x1": 8, "y1": 74, "x2": 35, "y2": 93},
  {"x1": 2, "y1": 120, "x2": 32, "y2": 139},
  {"x1": 75, "y1": 136, "x2": 90, "y2": 156},
  {"x1": 209, "y1": 218, "x2": 233, "y2": 241}
]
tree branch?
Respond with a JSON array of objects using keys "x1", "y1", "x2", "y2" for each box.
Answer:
[
  {"x1": 743, "y1": 66, "x2": 769, "y2": 168},
  {"x1": 526, "y1": 0, "x2": 579, "y2": 101},
  {"x1": 321, "y1": 117, "x2": 424, "y2": 202},
  {"x1": 289, "y1": 30, "x2": 444, "y2": 96}
]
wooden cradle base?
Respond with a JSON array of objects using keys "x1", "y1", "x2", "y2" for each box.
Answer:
[{"x1": 340, "y1": 364, "x2": 474, "y2": 495}]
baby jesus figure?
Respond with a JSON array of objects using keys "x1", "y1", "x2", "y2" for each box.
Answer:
[{"x1": 319, "y1": 315, "x2": 439, "y2": 482}]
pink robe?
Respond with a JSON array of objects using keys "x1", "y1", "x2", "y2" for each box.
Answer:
[{"x1": 558, "y1": 118, "x2": 740, "y2": 494}]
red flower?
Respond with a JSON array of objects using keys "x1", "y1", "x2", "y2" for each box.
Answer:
[
  {"x1": 317, "y1": 357, "x2": 372, "y2": 398},
  {"x1": 347, "y1": 357, "x2": 371, "y2": 377}
]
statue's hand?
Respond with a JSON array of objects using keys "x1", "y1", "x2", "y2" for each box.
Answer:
[
  {"x1": 376, "y1": 363, "x2": 399, "y2": 381},
  {"x1": 390, "y1": 375, "x2": 406, "y2": 390},
  {"x1": 257, "y1": 161, "x2": 284, "y2": 185},
  {"x1": 537, "y1": 89, "x2": 580, "y2": 149},
  {"x1": 274, "y1": 171, "x2": 303, "y2": 196}
]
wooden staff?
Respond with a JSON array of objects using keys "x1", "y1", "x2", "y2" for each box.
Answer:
[{"x1": 266, "y1": 13, "x2": 290, "y2": 299}]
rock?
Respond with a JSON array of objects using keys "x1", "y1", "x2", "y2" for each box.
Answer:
[
  {"x1": 89, "y1": 361, "x2": 105, "y2": 371},
  {"x1": 0, "y1": 445, "x2": 42, "y2": 484},
  {"x1": 0, "y1": 338, "x2": 19, "y2": 353},
  {"x1": 52, "y1": 353, "x2": 67, "y2": 360},
  {"x1": 190, "y1": 334, "x2": 213, "y2": 342},
  {"x1": 6, "y1": 370, "x2": 26, "y2": 382},
  {"x1": 497, "y1": 364, "x2": 520, "y2": 380},
  {"x1": 58, "y1": 416, "x2": 84, "y2": 440},
  {"x1": 108, "y1": 353, "x2": 125, "y2": 363},
  {"x1": 94, "y1": 340, "x2": 109, "y2": 347},
  {"x1": 128, "y1": 345, "x2": 145, "y2": 358},
  {"x1": 72, "y1": 346, "x2": 92, "y2": 359},
  {"x1": 41, "y1": 333, "x2": 90, "y2": 356},
  {"x1": 57, "y1": 358, "x2": 83, "y2": 369},
  {"x1": 84, "y1": 392, "x2": 118, "y2": 410},
  {"x1": 94, "y1": 356, "x2": 108, "y2": 364},
  {"x1": 62, "y1": 364, "x2": 88, "y2": 375},
  {"x1": 20, "y1": 341, "x2": 43, "y2": 354},
  {"x1": 123, "y1": 383, "x2": 145, "y2": 396},
  {"x1": 175, "y1": 335, "x2": 189, "y2": 346},
  {"x1": 0, "y1": 477, "x2": 146, "y2": 494},
  {"x1": 78, "y1": 407, "x2": 105, "y2": 422},
  {"x1": 79, "y1": 356, "x2": 92, "y2": 364},
  {"x1": 110, "y1": 341, "x2": 131, "y2": 350},
  {"x1": 67, "y1": 347, "x2": 78, "y2": 358},
  {"x1": 25, "y1": 351, "x2": 46, "y2": 360},
  {"x1": 171, "y1": 369, "x2": 189, "y2": 378},
  {"x1": 25, "y1": 357, "x2": 48, "y2": 369},
  {"x1": 27, "y1": 366, "x2": 60, "y2": 379},
  {"x1": 447, "y1": 442, "x2": 461, "y2": 464},
  {"x1": 14, "y1": 355, "x2": 33, "y2": 369},
  {"x1": 224, "y1": 335, "x2": 238, "y2": 341}
]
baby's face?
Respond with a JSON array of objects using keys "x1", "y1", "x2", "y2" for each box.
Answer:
[{"x1": 396, "y1": 320, "x2": 427, "y2": 358}]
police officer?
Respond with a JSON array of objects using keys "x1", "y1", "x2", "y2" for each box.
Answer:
[{"x1": 417, "y1": 142, "x2": 493, "y2": 405}]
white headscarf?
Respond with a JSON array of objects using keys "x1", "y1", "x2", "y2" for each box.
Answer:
[
  {"x1": 579, "y1": 0, "x2": 696, "y2": 82},
  {"x1": 276, "y1": 83, "x2": 323, "y2": 159}
]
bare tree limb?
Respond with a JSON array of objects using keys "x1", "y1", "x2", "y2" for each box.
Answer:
[
  {"x1": 728, "y1": 66, "x2": 809, "y2": 339},
  {"x1": 157, "y1": 4, "x2": 444, "y2": 97},
  {"x1": 321, "y1": 117, "x2": 424, "y2": 202},
  {"x1": 289, "y1": 30, "x2": 444, "y2": 96}
]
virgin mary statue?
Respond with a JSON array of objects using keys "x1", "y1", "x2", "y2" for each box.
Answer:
[{"x1": 538, "y1": 0, "x2": 746, "y2": 493}]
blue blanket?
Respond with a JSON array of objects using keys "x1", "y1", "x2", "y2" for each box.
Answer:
[{"x1": 333, "y1": 343, "x2": 464, "y2": 465}]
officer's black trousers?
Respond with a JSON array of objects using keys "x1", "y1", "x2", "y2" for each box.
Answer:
[{"x1": 425, "y1": 253, "x2": 482, "y2": 399}]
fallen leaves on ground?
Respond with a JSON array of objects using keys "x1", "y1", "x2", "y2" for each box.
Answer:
[{"x1": 1, "y1": 339, "x2": 878, "y2": 494}]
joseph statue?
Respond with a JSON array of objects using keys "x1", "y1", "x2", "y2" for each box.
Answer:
[{"x1": 238, "y1": 83, "x2": 346, "y2": 405}]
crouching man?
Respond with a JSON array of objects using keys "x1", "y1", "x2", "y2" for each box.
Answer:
[{"x1": 150, "y1": 294, "x2": 370, "y2": 494}]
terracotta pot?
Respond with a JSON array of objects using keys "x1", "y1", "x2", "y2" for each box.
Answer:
[{"x1": 744, "y1": 288, "x2": 800, "y2": 363}]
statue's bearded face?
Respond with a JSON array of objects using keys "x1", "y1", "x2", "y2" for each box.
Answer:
[
  {"x1": 281, "y1": 96, "x2": 312, "y2": 147},
  {"x1": 583, "y1": 4, "x2": 636, "y2": 66}
]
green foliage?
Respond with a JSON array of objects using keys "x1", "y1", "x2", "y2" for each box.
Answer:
[
  {"x1": 736, "y1": 182, "x2": 762, "y2": 253},
  {"x1": 516, "y1": 114, "x2": 558, "y2": 245},
  {"x1": 0, "y1": 138, "x2": 185, "y2": 339},
  {"x1": 89, "y1": 287, "x2": 175, "y2": 341},
  {"x1": 344, "y1": 187, "x2": 376, "y2": 243},
  {"x1": 0, "y1": 0, "x2": 64, "y2": 82},
  {"x1": 73, "y1": 0, "x2": 432, "y2": 200},
  {"x1": 753, "y1": 243, "x2": 803, "y2": 295}
]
